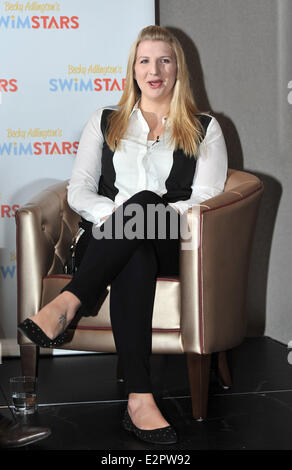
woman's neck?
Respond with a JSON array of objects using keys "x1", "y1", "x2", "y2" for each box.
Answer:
[
  {"x1": 139, "y1": 96, "x2": 170, "y2": 120},
  {"x1": 139, "y1": 98, "x2": 170, "y2": 139}
]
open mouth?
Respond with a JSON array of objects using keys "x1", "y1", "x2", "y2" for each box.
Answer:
[{"x1": 148, "y1": 80, "x2": 163, "y2": 89}]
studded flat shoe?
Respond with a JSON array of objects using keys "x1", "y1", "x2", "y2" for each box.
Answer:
[
  {"x1": 18, "y1": 318, "x2": 70, "y2": 348},
  {"x1": 122, "y1": 409, "x2": 178, "y2": 445}
]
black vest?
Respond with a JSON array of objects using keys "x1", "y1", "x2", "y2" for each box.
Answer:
[{"x1": 98, "y1": 108, "x2": 212, "y2": 203}]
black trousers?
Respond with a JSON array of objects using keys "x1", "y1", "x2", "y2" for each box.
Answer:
[{"x1": 63, "y1": 190, "x2": 180, "y2": 393}]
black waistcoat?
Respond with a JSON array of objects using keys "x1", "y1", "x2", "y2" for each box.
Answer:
[{"x1": 98, "y1": 108, "x2": 212, "y2": 204}]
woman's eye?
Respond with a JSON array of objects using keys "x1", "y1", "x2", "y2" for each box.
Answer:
[
  {"x1": 161, "y1": 58, "x2": 170, "y2": 63},
  {"x1": 140, "y1": 59, "x2": 149, "y2": 64}
]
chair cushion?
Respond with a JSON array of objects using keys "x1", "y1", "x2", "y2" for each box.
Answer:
[{"x1": 41, "y1": 275, "x2": 181, "y2": 331}]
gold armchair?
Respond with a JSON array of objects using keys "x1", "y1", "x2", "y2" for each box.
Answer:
[{"x1": 16, "y1": 169, "x2": 263, "y2": 419}]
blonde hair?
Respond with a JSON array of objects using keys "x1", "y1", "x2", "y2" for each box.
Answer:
[{"x1": 106, "y1": 25, "x2": 204, "y2": 157}]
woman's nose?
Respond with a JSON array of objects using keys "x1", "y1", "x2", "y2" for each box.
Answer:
[{"x1": 149, "y1": 60, "x2": 159, "y2": 75}]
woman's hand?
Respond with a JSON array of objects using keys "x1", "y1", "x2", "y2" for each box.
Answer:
[
  {"x1": 100, "y1": 206, "x2": 116, "y2": 224},
  {"x1": 100, "y1": 215, "x2": 110, "y2": 224},
  {"x1": 100, "y1": 202, "x2": 125, "y2": 224},
  {"x1": 168, "y1": 202, "x2": 180, "y2": 214},
  {"x1": 99, "y1": 199, "x2": 129, "y2": 224}
]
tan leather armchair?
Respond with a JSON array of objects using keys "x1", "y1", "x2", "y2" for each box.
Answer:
[{"x1": 16, "y1": 169, "x2": 263, "y2": 419}]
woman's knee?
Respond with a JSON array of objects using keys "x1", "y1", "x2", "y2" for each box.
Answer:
[
  {"x1": 120, "y1": 241, "x2": 157, "y2": 276},
  {"x1": 128, "y1": 190, "x2": 163, "y2": 206}
]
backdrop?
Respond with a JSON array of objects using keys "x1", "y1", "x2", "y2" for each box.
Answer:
[
  {"x1": 0, "y1": 0, "x2": 155, "y2": 356},
  {"x1": 159, "y1": 0, "x2": 292, "y2": 346}
]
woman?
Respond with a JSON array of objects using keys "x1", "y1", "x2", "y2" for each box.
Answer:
[{"x1": 18, "y1": 25, "x2": 228, "y2": 444}]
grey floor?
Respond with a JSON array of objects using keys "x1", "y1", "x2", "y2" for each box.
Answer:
[{"x1": 0, "y1": 336, "x2": 291, "y2": 458}]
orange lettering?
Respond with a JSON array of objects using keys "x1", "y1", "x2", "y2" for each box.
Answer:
[
  {"x1": 60, "y1": 16, "x2": 70, "y2": 29},
  {"x1": 71, "y1": 16, "x2": 79, "y2": 29},
  {"x1": 1, "y1": 205, "x2": 11, "y2": 218},
  {"x1": 12, "y1": 205, "x2": 20, "y2": 217},
  {"x1": 33, "y1": 142, "x2": 42, "y2": 155},
  {"x1": 94, "y1": 79, "x2": 102, "y2": 91},
  {"x1": 48, "y1": 16, "x2": 59, "y2": 29},
  {"x1": 0, "y1": 80, "x2": 8, "y2": 92},
  {"x1": 50, "y1": 142, "x2": 61, "y2": 154},
  {"x1": 62, "y1": 142, "x2": 72, "y2": 154},
  {"x1": 9, "y1": 79, "x2": 18, "y2": 92},
  {"x1": 103, "y1": 78, "x2": 111, "y2": 91},
  {"x1": 73, "y1": 141, "x2": 79, "y2": 154},
  {"x1": 31, "y1": 16, "x2": 40, "y2": 28},
  {"x1": 110, "y1": 79, "x2": 121, "y2": 91}
]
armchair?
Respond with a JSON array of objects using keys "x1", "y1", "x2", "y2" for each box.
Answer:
[{"x1": 16, "y1": 169, "x2": 263, "y2": 419}]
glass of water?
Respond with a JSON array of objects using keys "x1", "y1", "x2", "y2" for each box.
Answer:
[{"x1": 10, "y1": 376, "x2": 37, "y2": 414}]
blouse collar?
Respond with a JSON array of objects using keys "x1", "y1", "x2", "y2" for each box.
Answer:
[{"x1": 130, "y1": 100, "x2": 168, "y2": 125}]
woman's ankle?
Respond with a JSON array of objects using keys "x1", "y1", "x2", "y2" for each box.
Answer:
[
  {"x1": 127, "y1": 393, "x2": 170, "y2": 429},
  {"x1": 32, "y1": 291, "x2": 81, "y2": 328},
  {"x1": 128, "y1": 393, "x2": 155, "y2": 412},
  {"x1": 59, "y1": 291, "x2": 81, "y2": 311}
]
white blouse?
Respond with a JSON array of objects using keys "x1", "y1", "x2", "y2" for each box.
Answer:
[{"x1": 67, "y1": 105, "x2": 228, "y2": 227}]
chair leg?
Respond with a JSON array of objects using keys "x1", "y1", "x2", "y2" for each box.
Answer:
[
  {"x1": 19, "y1": 344, "x2": 39, "y2": 378},
  {"x1": 217, "y1": 351, "x2": 232, "y2": 389},
  {"x1": 186, "y1": 352, "x2": 211, "y2": 420}
]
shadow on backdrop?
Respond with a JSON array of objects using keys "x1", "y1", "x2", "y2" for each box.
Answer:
[{"x1": 165, "y1": 26, "x2": 282, "y2": 338}]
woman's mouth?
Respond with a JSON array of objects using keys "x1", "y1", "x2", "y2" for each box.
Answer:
[{"x1": 148, "y1": 80, "x2": 163, "y2": 89}]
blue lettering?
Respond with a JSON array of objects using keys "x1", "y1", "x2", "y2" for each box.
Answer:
[
  {"x1": 1, "y1": 265, "x2": 16, "y2": 279},
  {"x1": 19, "y1": 142, "x2": 33, "y2": 155},
  {"x1": 0, "y1": 142, "x2": 33, "y2": 155},
  {"x1": 0, "y1": 16, "x2": 31, "y2": 28},
  {"x1": 16, "y1": 16, "x2": 31, "y2": 29},
  {"x1": 58, "y1": 78, "x2": 73, "y2": 91},
  {"x1": 79, "y1": 79, "x2": 93, "y2": 91},
  {"x1": 0, "y1": 143, "x2": 12, "y2": 155},
  {"x1": 0, "y1": 16, "x2": 10, "y2": 28},
  {"x1": 49, "y1": 79, "x2": 96, "y2": 92},
  {"x1": 49, "y1": 79, "x2": 58, "y2": 91}
]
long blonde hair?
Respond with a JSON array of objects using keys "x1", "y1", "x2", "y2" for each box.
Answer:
[{"x1": 106, "y1": 25, "x2": 204, "y2": 157}]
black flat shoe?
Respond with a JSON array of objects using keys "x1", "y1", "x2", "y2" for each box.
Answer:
[
  {"x1": 122, "y1": 409, "x2": 178, "y2": 445},
  {"x1": 18, "y1": 318, "x2": 69, "y2": 348}
]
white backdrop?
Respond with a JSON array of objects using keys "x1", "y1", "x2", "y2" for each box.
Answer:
[{"x1": 0, "y1": 0, "x2": 155, "y2": 356}]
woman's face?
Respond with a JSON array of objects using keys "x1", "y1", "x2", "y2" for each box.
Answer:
[{"x1": 134, "y1": 40, "x2": 177, "y2": 106}]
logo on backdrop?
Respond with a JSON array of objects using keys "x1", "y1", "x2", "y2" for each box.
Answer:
[
  {"x1": 288, "y1": 81, "x2": 292, "y2": 105},
  {"x1": 0, "y1": 128, "x2": 78, "y2": 156},
  {"x1": 0, "y1": 189, "x2": 19, "y2": 218},
  {"x1": 49, "y1": 64, "x2": 126, "y2": 92},
  {"x1": 0, "y1": 203, "x2": 19, "y2": 218},
  {"x1": 0, "y1": 79, "x2": 18, "y2": 92},
  {"x1": 1, "y1": 2, "x2": 79, "y2": 29},
  {"x1": 0, "y1": 251, "x2": 16, "y2": 280}
]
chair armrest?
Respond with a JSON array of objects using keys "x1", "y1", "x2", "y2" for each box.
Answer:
[
  {"x1": 180, "y1": 174, "x2": 263, "y2": 354},
  {"x1": 16, "y1": 181, "x2": 80, "y2": 326}
]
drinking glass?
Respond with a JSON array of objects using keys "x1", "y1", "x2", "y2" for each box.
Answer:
[{"x1": 10, "y1": 376, "x2": 37, "y2": 414}]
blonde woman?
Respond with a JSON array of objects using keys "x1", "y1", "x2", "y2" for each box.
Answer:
[{"x1": 19, "y1": 25, "x2": 228, "y2": 444}]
